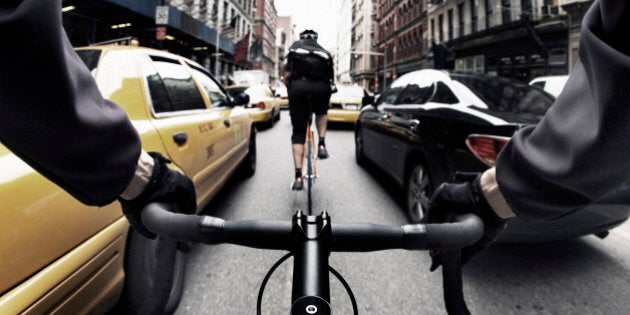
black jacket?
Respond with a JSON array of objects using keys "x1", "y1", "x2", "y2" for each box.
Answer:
[
  {"x1": 286, "y1": 38, "x2": 334, "y2": 83},
  {"x1": 0, "y1": 0, "x2": 140, "y2": 206},
  {"x1": 496, "y1": 0, "x2": 630, "y2": 221}
]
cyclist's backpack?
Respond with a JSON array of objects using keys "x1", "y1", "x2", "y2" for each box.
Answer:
[{"x1": 288, "y1": 47, "x2": 332, "y2": 81}]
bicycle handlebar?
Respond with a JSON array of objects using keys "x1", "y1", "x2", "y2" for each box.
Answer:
[
  {"x1": 141, "y1": 203, "x2": 484, "y2": 315},
  {"x1": 141, "y1": 203, "x2": 484, "y2": 252}
]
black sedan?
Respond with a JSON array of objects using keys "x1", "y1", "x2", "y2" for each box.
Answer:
[{"x1": 355, "y1": 69, "x2": 630, "y2": 242}]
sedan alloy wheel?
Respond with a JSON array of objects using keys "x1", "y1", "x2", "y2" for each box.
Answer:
[{"x1": 406, "y1": 163, "x2": 432, "y2": 223}]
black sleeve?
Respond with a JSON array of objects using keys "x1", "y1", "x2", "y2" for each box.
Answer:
[
  {"x1": 495, "y1": 0, "x2": 630, "y2": 221},
  {"x1": 0, "y1": 0, "x2": 141, "y2": 206}
]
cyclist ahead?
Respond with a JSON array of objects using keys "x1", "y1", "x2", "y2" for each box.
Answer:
[{"x1": 283, "y1": 29, "x2": 335, "y2": 191}]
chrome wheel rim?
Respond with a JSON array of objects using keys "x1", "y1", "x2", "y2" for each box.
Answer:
[{"x1": 407, "y1": 165, "x2": 431, "y2": 222}]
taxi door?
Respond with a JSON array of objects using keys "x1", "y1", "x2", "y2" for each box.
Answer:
[
  {"x1": 137, "y1": 53, "x2": 232, "y2": 207},
  {"x1": 186, "y1": 63, "x2": 251, "y2": 204}
]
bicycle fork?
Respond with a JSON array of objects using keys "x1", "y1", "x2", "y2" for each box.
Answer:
[{"x1": 291, "y1": 211, "x2": 332, "y2": 315}]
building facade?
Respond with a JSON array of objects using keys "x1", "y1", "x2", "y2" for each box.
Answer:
[
  {"x1": 428, "y1": 0, "x2": 569, "y2": 82},
  {"x1": 336, "y1": 0, "x2": 354, "y2": 83},
  {"x1": 350, "y1": 0, "x2": 378, "y2": 90},
  {"x1": 559, "y1": 0, "x2": 593, "y2": 70},
  {"x1": 276, "y1": 15, "x2": 293, "y2": 80},
  {"x1": 169, "y1": 0, "x2": 256, "y2": 83},
  {"x1": 375, "y1": 0, "x2": 429, "y2": 91},
  {"x1": 251, "y1": 0, "x2": 278, "y2": 81},
  {"x1": 62, "y1": 0, "x2": 258, "y2": 85}
]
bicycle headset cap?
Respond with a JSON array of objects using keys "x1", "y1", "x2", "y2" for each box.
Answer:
[{"x1": 299, "y1": 29, "x2": 318, "y2": 40}]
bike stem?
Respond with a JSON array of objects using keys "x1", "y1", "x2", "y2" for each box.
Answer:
[{"x1": 291, "y1": 211, "x2": 332, "y2": 315}]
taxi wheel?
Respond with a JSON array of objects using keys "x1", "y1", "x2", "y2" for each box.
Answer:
[
  {"x1": 240, "y1": 127, "x2": 257, "y2": 177},
  {"x1": 266, "y1": 111, "x2": 275, "y2": 129},
  {"x1": 115, "y1": 229, "x2": 186, "y2": 315}
]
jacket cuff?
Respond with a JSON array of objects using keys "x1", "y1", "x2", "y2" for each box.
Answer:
[
  {"x1": 480, "y1": 168, "x2": 515, "y2": 219},
  {"x1": 119, "y1": 150, "x2": 155, "y2": 200}
]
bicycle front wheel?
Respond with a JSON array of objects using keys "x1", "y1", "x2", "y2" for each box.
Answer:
[{"x1": 306, "y1": 137, "x2": 313, "y2": 215}]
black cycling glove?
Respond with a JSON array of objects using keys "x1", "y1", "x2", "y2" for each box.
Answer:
[
  {"x1": 425, "y1": 173, "x2": 509, "y2": 271},
  {"x1": 119, "y1": 152, "x2": 197, "y2": 239}
]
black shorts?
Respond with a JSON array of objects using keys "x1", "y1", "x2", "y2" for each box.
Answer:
[{"x1": 288, "y1": 79, "x2": 331, "y2": 144}]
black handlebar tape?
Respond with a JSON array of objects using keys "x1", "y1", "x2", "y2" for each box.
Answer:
[
  {"x1": 330, "y1": 223, "x2": 428, "y2": 251},
  {"x1": 424, "y1": 214, "x2": 484, "y2": 250},
  {"x1": 218, "y1": 220, "x2": 293, "y2": 250},
  {"x1": 142, "y1": 203, "x2": 206, "y2": 242}
]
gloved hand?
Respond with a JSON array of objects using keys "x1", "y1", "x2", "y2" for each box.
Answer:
[
  {"x1": 119, "y1": 152, "x2": 197, "y2": 239},
  {"x1": 424, "y1": 173, "x2": 509, "y2": 271}
]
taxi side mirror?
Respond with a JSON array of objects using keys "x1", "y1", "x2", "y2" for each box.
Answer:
[{"x1": 232, "y1": 92, "x2": 250, "y2": 106}]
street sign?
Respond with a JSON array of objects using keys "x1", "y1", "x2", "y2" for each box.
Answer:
[{"x1": 155, "y1": 6, "x2": 169, "y2": 25}]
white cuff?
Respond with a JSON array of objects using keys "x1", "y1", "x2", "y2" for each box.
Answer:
[
  {"x1": 119, "y1": 150, "x2": 155, "y2": 201},
  {"x1": 480, "y1": 167, "x2": 515, "y2": 219}
]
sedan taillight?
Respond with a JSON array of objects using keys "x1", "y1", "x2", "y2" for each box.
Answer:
[
  {"x1": 255, "y1": 101, "x2": 265, "y2": 109},
  {"x1": 465, "y1": 134, "x2": 510, "y2": 167}
]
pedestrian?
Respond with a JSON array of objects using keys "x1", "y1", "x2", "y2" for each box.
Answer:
[{"x1": 283, "y1": 29, "x2": 336, "y2": 190}]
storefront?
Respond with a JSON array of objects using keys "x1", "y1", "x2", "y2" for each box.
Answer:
[{"x1": 449, "y1": 18, "x2": 568, "y2": 82}]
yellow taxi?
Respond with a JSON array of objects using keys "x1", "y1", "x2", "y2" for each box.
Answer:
[
  {"x1": 0, "y1": 45, "x2": 256, "y2": 315},
  {"x1": 227, "y1": 84, "x2": 281, "y2": 128},
  {"x1": 328, "y1": 84, "x2": 368, "y2": 124}
]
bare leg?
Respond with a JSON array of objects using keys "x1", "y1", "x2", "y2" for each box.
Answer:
[
  {"x1": 315, "y1": 114, "x2": 328, "y2": 140},
  {"x1": 292, "y1": 143, "x2": 304, "y2": 170}
]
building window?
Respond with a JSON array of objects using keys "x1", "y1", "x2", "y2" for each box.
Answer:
[
  {"x1": 438, "y1": 14, "x2": 444, "y2": 42},
  {"x1": 502, "y1": 0, "x2": 511, "y2": 23},
  {"x1": 458, "y1": 3, "x2": 465, "y2": 37},
  {"x1": 549, "y1": 48, "x2": 567, "y2": 66},
  {"x1": 447, "y1": 9, "x2": 453, "y2": 41},
  {"x1": 485, "y1": 0, "x2": 493, "y2": 29},
  {"x1": 521, "y1": 0, "x2": 532, "y2": 17},
  {"x1": 470, "y1": 0, "x2": 477, "y2": 33}
]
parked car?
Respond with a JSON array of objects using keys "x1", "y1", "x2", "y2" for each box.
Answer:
[
  {"x1": 355, "y1": 69, "x2": 630, "y2": 242},
  {"x1": 227, "y1": 84, "x2": 281, "y2": 128},
  {"x1": 529, "y1": 75, "x2": 569, "y2": 97},
  {"x1": 0, "y1": 45, "x2": 256, "y2": 315},
  {"x1": 328, "y1": 84, "x2": 367, "y2": 124}
]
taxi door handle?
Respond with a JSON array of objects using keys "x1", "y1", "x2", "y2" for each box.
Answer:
[
  {"x1": 173, "y1": 132, "x2": 188, "y2": 145},
  {"x1": 223, "y1": 119, "x2": 231, "y2": 127}
]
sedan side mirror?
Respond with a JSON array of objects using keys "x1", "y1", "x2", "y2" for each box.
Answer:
[
  {"x1": 362, "y1": 94, "x2": 375, "y2": 107},
  {"x1": 232, "y1": 92, "x2": 250, "y2": 106}
]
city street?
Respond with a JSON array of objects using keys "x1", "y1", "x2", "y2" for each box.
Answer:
[{"x1": 174, "y1": 111, "x2": 630, "y2": 315}]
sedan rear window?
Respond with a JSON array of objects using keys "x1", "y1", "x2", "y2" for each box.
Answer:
[{"x1": 451, "y1": 74, "x2": 554, "y2": 115}]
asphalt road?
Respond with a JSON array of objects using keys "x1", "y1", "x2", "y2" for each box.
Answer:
[{"x1": 174, "y1": 111, "x2": 630, "y2": 315}]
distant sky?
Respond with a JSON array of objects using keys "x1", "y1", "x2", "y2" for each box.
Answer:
[{"x1": 274, "y1": 0, "x2": 339, "y2": 51}]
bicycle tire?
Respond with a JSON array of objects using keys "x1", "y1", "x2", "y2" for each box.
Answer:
[{"x1": 306, "y1": 136, "x2": 313, "y2": 215}]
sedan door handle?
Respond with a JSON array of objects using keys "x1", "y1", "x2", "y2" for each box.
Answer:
[
  {"x1": 378, "y1": 112, "x2": 389, "y2": 120},
  {"x1": 173, "y1": 132, "x2": 188, "y2": 145},
  {"x1": 408, "y1": 119, "x2": 420, "y2": 131}
]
